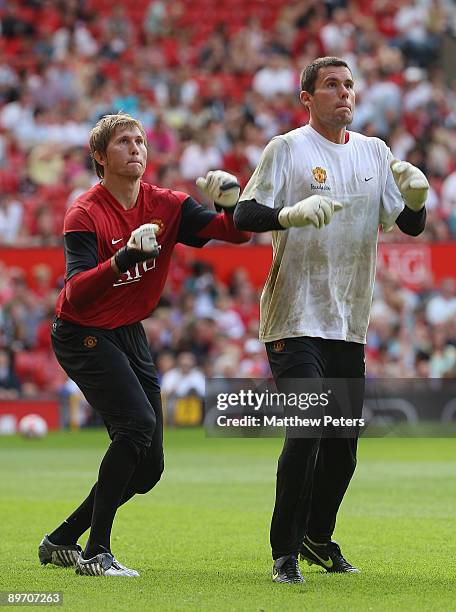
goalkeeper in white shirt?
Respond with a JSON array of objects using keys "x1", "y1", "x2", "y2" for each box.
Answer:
[{"x1": 234, "y1": 56, "x2": 428, "y2": 584}]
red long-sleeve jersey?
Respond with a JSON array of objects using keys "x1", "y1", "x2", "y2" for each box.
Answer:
[{"x1": 55, "y1": 182, "x2": 250, "y2": 328}]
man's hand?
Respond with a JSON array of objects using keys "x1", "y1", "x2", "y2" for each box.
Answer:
[
  {"x1": 278, "y1": 195, "x2": 343, "y2": 229},
  {"x1": 196, "y1": 170, "x2": 241, "y2": 208},
  {"x1": 114, "y1": 223, "x2": 160, "y2": 273},
  {"x1": 390, "y1": 159, "x2": 429, "y2": 211},
  {"x1": 127, "y1": 223, "x2": 159, "y2": 253}
]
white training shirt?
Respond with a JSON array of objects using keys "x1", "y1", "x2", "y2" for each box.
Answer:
[{"x1": 239, "y1": 124, "x2": 404, "y2": 344}]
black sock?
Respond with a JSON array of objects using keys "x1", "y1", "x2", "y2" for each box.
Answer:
[
  {"x1": 48, "y1": 471, "x2": 141, "y2": 547},
  {"x1": 48, "y1": 484, "x2": 97, "y2": 545},
  {"x1": 83, "y1": 439, "x2": 138, "y2": 559}
]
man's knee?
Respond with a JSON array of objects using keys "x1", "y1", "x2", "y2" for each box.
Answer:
[
  {"x1": 133, "y1": 455, "x2": 164, "y2": 494},
  {"x1": 112, "y1": 412, "x2": 157, "y2": 461},
  {"x1": 278, "y1": 437, "x2": 319, "y2": 469},
  {"x1": 137, "y1": 409, "x2": 156, "y2": 437}
]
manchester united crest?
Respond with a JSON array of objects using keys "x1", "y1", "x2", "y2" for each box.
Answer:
[
  {"x1": 83, "y1": 336, "x2": 97, "y2": 349},
  {"x1": 312, "y1": 167, "x2": 327, "y2": 184},
  {"x1": 151, "y1": 219, "x2": 165, "y2": 235},
  {"x1": 272, "y1": 340, "x2": 285, "y2": 353}
]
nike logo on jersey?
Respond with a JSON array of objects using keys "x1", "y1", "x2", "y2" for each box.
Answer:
[
  {"x1": 364, "y1": 177, "x2": 373, "y2": 182},
  {"x1": 111, "y1": 238, "x2": 123, "y2": 244}
]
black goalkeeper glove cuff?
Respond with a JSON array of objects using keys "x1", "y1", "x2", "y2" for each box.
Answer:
[
  {"x1": 214, "y1": 203, "x2": 236, "y2": 215},
  {"x1": 114, "y1": 245, "x2": 160, "y2": 274}
]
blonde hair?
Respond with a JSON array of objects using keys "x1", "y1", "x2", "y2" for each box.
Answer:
[{"x1": 89, "y1": 113, "x2": 147, "y2": 178}]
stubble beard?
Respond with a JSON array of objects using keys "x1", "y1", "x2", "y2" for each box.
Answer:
[{"x1": 331, "y1": 111, "x2": 353, "y2": 128}]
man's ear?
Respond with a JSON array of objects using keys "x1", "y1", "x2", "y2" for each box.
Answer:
[
  {"x1": 300, "y1": 90, "x2": 311, "y2": 110},
  {"x1": 93, "y1": 150, "x2": 106, "y2": 168}
]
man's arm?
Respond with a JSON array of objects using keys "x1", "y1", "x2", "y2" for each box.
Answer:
[
  {"x1": 64, "y1": 207, "x2": 159, "y2": 309},
  {"x1": 234, "y1": 196, "x2": 343, "y2": 231},
  {"x1": 391, "y1": 158, "x2": 428, "y2": 236},
  {"x1": 64, "y1": 230, "x2": 119, "y2": 309},
  {"x1": 177, "y1": 172, "x2": 251, "y2": 246},
  {"x1": 234, "y1": 199, "x2": 284, "y2": 232},
  {"x1": 234, "y1": 138, "x2": 342, "y2": 232},
  {"x1": 176, "y1": 196, "x2": 251, "y2": 246}
]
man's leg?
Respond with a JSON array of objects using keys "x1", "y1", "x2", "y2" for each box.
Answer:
[
  {"x1": 121, "y1": 392, "x2": 164, "y2": 497},
  {"x1": 270, "y1": 436, "x2": 320, "y2": 559},
  {"x1": 83, "y1": 439, "x2": 139, "y2": 559},
  {"x1": 47, "y1": 389, "x2": 164, "y2": 549},
  {"x1": 46, "y1": 321, "x2": 164, "y2": 553},
  {"x1": 266, "y1": 338, "x2": 325, "y2": 561},
  {"x1": 41, "y1": 438, "x2": 141, "y2": 568},
  {"x1": 47, "y1": 484, "x2": 97, "y2": 546},
  {"x1": 304, "y1": 436, "x2": 359, "y2": 543},
  {"x1": 120, "y1": 323, "x2": 165, "y2": 498},
  {"x1": 306, "y1": 341, "x2": 365, "y2": 542},
  {"x1": 48, "y1": 320, "x2": 157, "y2": 567},
  {"x1": 299, "y1": 435, "x2": 360, "y2": 574},
  {"x1": 48, "y1": 407, "x2": 164, "y2": 548},
  {"x1": 299, "y1": 341, "x2": 364, "y2": 573},
  {"x1": 80, "y1": 390, "x2": 163, "y2": 559}
]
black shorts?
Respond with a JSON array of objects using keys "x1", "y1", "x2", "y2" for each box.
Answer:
[
  {"x1": 51, "y1": 317, "x2": 161, "y2": 453},
  {"x1": 266, "y1": 336, "x2": 365, "y2": 379},
  {"x1": 266, "y1": 336, "x2": 366, "y2": 429}
]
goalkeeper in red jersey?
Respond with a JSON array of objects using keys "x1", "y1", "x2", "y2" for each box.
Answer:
[{"x1": 38, "y1": 113, "x2": 250, "y2": 577}]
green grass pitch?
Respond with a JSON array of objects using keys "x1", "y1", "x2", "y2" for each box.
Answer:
[{"x1": 1, "y1": 429, "x2": 455, "y2": 611}]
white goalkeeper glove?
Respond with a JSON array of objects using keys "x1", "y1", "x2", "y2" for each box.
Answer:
[
  {"x1": 127, "y1": 223, "x2": 159, "y2": 252},
  {"x1": 390, "y1": 159, "x2": 429, "y2": 211},
  {"x1": 196, "y1": 170, "x2": 241, "y2": 208},
  {"x1": 278, "y1": 195, "x2": 343, "y2": 229},
  {"x1": 115, "y1": 223, "x2": 160, "y2": 273}
]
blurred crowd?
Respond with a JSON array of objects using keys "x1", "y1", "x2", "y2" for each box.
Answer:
[
  {"x1": 2, "y1": 254, "x2": 456, "y2": 404},
  {"x1": 0, "y1": 0, "x2": 456, "y2": 245},
  {"x1": 1, "y1": 0, "x2": 456, "y2": 407}
]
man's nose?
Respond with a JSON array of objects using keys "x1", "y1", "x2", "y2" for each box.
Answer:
[{"x1": 340, "y1": 86, "x2": 349, "y2": 97}]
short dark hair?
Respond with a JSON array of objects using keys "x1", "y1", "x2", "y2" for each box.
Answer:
[{"x1": 300, "y1": 57, "x2": 351, "y2": 94}]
